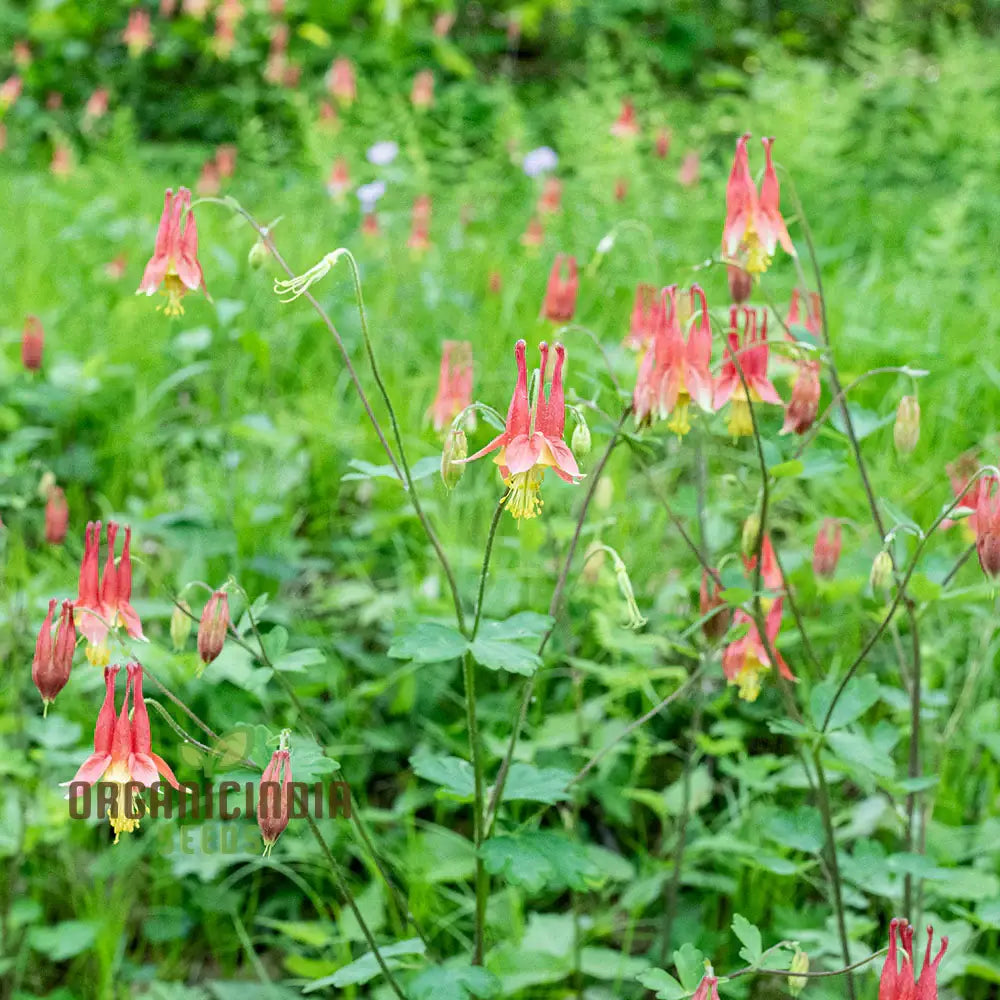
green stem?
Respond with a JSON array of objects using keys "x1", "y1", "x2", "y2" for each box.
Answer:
[{"x1": 903, "y1": 614, "x2": 922, "y2": 923}]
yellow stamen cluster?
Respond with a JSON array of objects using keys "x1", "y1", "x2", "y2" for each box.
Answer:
[
  {"x1": 86, "y1": 641, "x2": 110, "y2": 668},
  {"x1": 104, "y1": 765, "x2": 141, "y2": 843},
  {"x1": 727, "y1": 396, "x2": 754, "y2": 438},
  {"x1": 503, "y1": 467, "x2": 545, "y2": 520},
  {"x1": 730, "y1": 653, "x2": 770, "y2": 702},
  {"x1": 668, "y1": 393, "x2": 692, "y2": 437},
  {"x1": 161, "y1": 273, "x2": 187, "y2": 317},
  {"x1": 743, "y1": 221, "x2": 772, "y2": 276}
]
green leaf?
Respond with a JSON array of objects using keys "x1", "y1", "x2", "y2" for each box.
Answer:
[
  {"x1": 290, "y1": 736, "x2": 340, "y2": 783},
  {"x1": 274, "y1": 647, "x2": 325, "y2": 672},
  {"x1": 672, "y1": 942, "x2": 706, "y2": 991},
  {"x1": 636, "y1": 969, "x2": 688, "y2": 1000},
  {"x1": 257, "y1": 918, "x2": 333, "y2": 948},
  {"x1": 28, "y1": 920, "x2": 98, "y2": 961},
  {"x1": 580, "y1": 947, "x2": 650, "y2": 979},
  {"x1": 409, "y1": 965, "x2": 501, "y2": 1000},
  {"x1": 302, "y1": 938, "x2": 426, "y2": 991},
  {"x1": 732, "y1": 913, "x2": 763, "y2": 965},
  {"x1": 388, "y1": 623, "x2": 468, "y2": 663},
  {"x1": 477, "y1": 612, "x2": 554, "y2": 641},
  {"x1": 479, "y1": 831, "x2": 603, "y2": 893},
  {"x1": 810, "y1": 675, "x2": 881, "y2": 731},
  {"x1": 497, "y1": 763, "x2": 572, "y2": 804},
  {"x1": 468, "y1": 637, "x2": 540, "y2": 676},
  {"x1": 827, "y1": 730, "x2": 895, "y2": 778},
  {"x1": 411, "y1": 752, "x2": 475, "y2": 800},
  {"x1": 764, "y1": 806, "x2": 825, "y2": 853},
  {"x1": 770, "y1": 459, "x2": 804, "y2": 478},
  {"x1": 262, "y1": 625, "x2": 288, "y2": 663}
]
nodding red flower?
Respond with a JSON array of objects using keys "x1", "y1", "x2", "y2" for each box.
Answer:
[
  {"x1": 813, "y1": 519, "x2": 842, "y2": 579},
  {"x1": 50, "y1": 143, "x2": 72, "y2": 179},
  {"x1": 122, "y1": 10, "x2": 153, "y2": 56},
  {"x1": 0, "y1": 74, "x2": 23, "y2": 111},
  {"x1": 614, "y1": 178, "x2": 628, "y2": 201},
  {"x1": 137, "y1": 187, "x2": 209, "y2": 316},
  {"x1": 879, "y1": 918, "x2": 947, "y2": 1000},
  {"x1": 318, "y1": 100, "x2": 338, "y2": 130},
  {"x1": 105, "y1": 253, "x2": 128, "y2": 281},
  {"x1": 973, "y1": 480, "x2": 1000, "y2": 579},
  {"x1": 407, "y1": 195, "x2": 432, "y2": 253},
  {"x1": 942, "y1": 452, "x2": 988, "y2": 535},
  {"x1": 127, "y1": 663, "x2": 181, "y2": 790},
  {"x1": 743, "y1": 533, "x2": 784, "y2": 599},
  {"x1": 488, "y1": 270, "x2": 502, "y2": 295},
  {"x1": 45, "y1": 487, "x2": 69, "y2": 544},
  {"x1": 713, "y1": 307, "x2": 783, "y2": 437},
  {"x1": 520, "y1": 215, "x2": 544, "y2": 249},
  {"x1": 633, "y1": 285, "x2": 714, "y2": 436},
  {"x1": 691, "y1": 975, "x2": 721, "y2": 1000},
  {"x1": 460, "y1": 340, "x2": 582, "y2": 519},
  {"x1": 654, "y1": 127, "x2": 671, "y2": 159},
  {"x1": 22, "y1": 316, "x2": 44, "y2": 371},
  {"x1": 258, "y1": 747, "x2": 292, "y2": 855},
  {"x1": 328, "y1": 57, "x2": 357, "y2": 106},
  {"x1": 541, "y1": 254, "x2": 578, "y2": 323},
  {"x1": 198, "y1": 590, "x2": 230, "y2": 664},
  {"x1": 678, "y1": 149, "x2": 700, "y2": 187},
  {"x1": 727, "y1": 264, "x2": 752, "y2": 305},
  {"x1": 182, "y1": 0, "x2": 210, "y2": 19},
  {"x1": 64, "y1": 664, "x2": 119, "y2": 790},
  {"x1": 434, "y1": 11, "x2": 455, "y2": 36},
  {"x1": 411, "y1": 69, "x2": 434, "y2": 110},
  {"x1": 13, "y1": 42, "x2": 32, "y2": 68},
  {"x1": 722, "y1": 599, "x2": 795, "y2": 702},
  {"x1": 781, "y1": 359, "x2": 821, "y2": 435},
  {"x1": 700, "y1": 570, "x2": 731, "y2": 642},
  {"x1": 327, "y1": 157, "x2": 351, "y2": 200},
  {"x1": 625, "y1": 283, "x2": 658, "y2": 350},
  {"x1": 537, "y1": 176, "x2": 562, "y2": 216},
  {"x1": 610, "y1": 98, "x2": 640, "y2": 139},
  {"x1": 215, "y1": 144, "x2": 237, "y2": 179},
  {"x1": 74, "y1": 521, "x2": 146, "y2": 663},
  {"x1": 32, "y1": 600, "x2": 67, "y2": 712},
  {"x1": 84, "y1": 87, "x2": 109, "y2": 121},
  {"x1": 786, "y1": 288, "x2": 822, "y2": 341},
  {"x1": 722, "y1": 134, "x2": 795, "y2": 276},
  {"x1": 428, "y1": 340, "x2": 474, "y2": 434},
  {"x1": 361, "y1": 210, "x2": 380, "y2": 238},
  {"x1": 197, "y1": 159, "x2": 221, "y2": 196}
]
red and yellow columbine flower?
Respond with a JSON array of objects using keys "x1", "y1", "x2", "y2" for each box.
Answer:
[
  {"x1": 122, "y1": 10, "x2": 153, "y2": 57},
  {"x1": 609, "y1": 98, "x2": 639, "y2": 139},
  {"x1": 327, "y1": 158, "x2": 350, "y2": 201},
  {"x1": 137, "y1": 187, "x2": 209, "y2": 316},
  {"x1": 713, "y1": 307, "x2": 783, "y2": 437},
  {"x1": 973, "y1": 478, "x2": 1000, "y2": 579},
  {"x1": 65, "y1": 664, "x2": 179, "y2": 842},
  {"x1": 813, "y1": 518, "x2": 842, "y2": 579},
  {"x1": 722, "y1": 133, "x2": 796, "y2": 276},
  {"x1": 541, "y1": 254, "x2": 578, "y2": 323},
  {"x1": 633, "y1": 285, "x2": 714, "y2": 436},
  {"x1": 462, "y1": 340, "x2": 582, "y2": 519},
  {"x1": 327, "y1": 57, "x2": 356, "y2": 106},
  {"x1": 411, "y1": 69, "x2": 434, "y2": 110},
  {"x1": 625, "y1": 283, "x2": 658, "y2": 350},
  {"x1": 722, "y1": 600, "x2": 795, "y2": 702},
  {"x1": 74, "y1": 521, "x2": 146, "y2": 665},
  {"x1": 879, "y1": 918, "x2": 947, "y2": 1000},
  {"x1": 428, "y1": 340, "x2": 473, "y2": 434},
  {"x1": 780, "y1": 359, "x2": 820, "y2": 435}
]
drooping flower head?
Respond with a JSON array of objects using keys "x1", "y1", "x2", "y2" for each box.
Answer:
[
  {"x1": 633, "y1": 285, "x2": 713, "y2": 436},
  {"x1": 722, "y1": 134, "x2": 795, "y2": 276},
  {"x1": 713, "y1": 306, "x2": 783, "y2": 437},
  {"x1": 722, "y1": 600, "x2": 795, "y2": 702},
  {"x1": 541, "y1": 254, "x2": 578, "y2": 324},
  {"x1": 328, "y1": 57, "x2": 356, "y2": 106},
  {"x1": 879, "y1": 918, "x2": 947, "y2": 1000},
  {"x1": 198, "y1": 590, "x2": 230, "y2": 664},
  {"x1": 609, "y1": 98, "x2": 639, "y2": 139},
  {"x1": 327, "y1": 158, "x2": 351, "y2": 200},
  {"x1": 625, "y1": 283, "x2": 658, "y2": 350},
  {"x1": 411, "y1": 69, "x2": 434, "y2": 110},
  {"x1": 520, "y1": 215, "x2": 544, "y2": 249},
  {"x1": 973, "y1": 478, "x2": 1000, "y2": 579},
  {"x1": 813, "y1": 519, "x2": 843, "y2": 579},
  {"x1": 137, "y1": 187, "x2": 209, "y2": 316},
  {"x1": 655, "y1": 127, "x2": 671, "y2": 159},
  {"x1": 22, "y1": 316, "x2": 44, "y2": 371},
  {"x1": 122, "y1": 10, "x2": 153, "y2": 57},
  {"x1": 678, "y1": 149, "x2": 700, "y2": 187},
  {"x1": 74, "y1": 521, "x2": 146, "y2": 664},
  {"x1": 460, "y1": 341, "x2": 582, "y2": 519},
  {"x1": 215, "y1": 144, "x2": 237, "y2": 179},
  {"x1": 0, "y1": 74, "x2": 23, "y2": 111},
  {"x1": 537, "y1": 176, "x2": 562, "y2": 216},
  {"x1": 780, "y1": 359, "x2": 821, "y2": 435},
  {"x1": 428, "y1": 341, "x2": 473, "y2": 434},
  {"x1": 259, "y1": 745, "x2": 292, "y2": 855},
  {"x1": 407, "y1": 194, "x2": 432, "y2": 254},
  {"x1": 84, "y1": 88, "x2": 110, "y2": 123},
  {"x1": 45, "y1": 486, "x2": 69, "y2": 544}
]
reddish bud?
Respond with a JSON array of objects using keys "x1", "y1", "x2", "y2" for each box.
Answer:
[
  {"x1": 975, "y1": 488, "x2": 1000, "y2": 579},
  {"x1": 614, "y1": 177, "x2": 628, "y2": 201},
  {"x1": 258, "y1": 748, "x2": 291, "y2": 854},
  {"x1": 54, "y1": 600, "x2": 77, "y2": 677},
  {"x1": 22, "y1": 316, "x2": 44, "y2": 371},
  {"x1": 780, "y1": 360, "x2": 821, "y2": 436},
  {"x1": 197, "y1": 590, "x2": 229, "y2": 664},
  {"x1": 33, "y1": 599, "x2": 74, "y2": 711},
  {"x1": 541, "y1": 253, "x2": 578, "y2": 323},
  {"x1": 727, "y1": 264, "x2": 752, "y2": 304},
  {"x1": 488, "y1": 270, "x2": 502, "y2": 295},
  {"x1": 812, "y1": 519, "x2": 842, "y2": 579},
  {"x1": 45, "y1": 487, "x2": 69, "y2": 544},
  {"x1": 700, "y1": 570, "x2": 731, "y2": 642},
  {"x1": 654, "y1": 127, "x2": 671, "y2": 159}
]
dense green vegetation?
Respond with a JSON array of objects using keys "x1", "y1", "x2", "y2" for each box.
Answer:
[{"x1": 2, "y1": 4, "x2": 1000, "y2": 999}]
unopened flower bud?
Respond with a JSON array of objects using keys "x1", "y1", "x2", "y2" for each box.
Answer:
[
  {"x1": 258, "y1": 747, "x2": 292, "y2": 855},
  {"x1": 727, "y1": 264, "x2": 752, "y2": 304},
  {"x1": 54, "y1": 600, "x2": 76, "y2": 677},
  {"x1": 812, "y1": 519, "x2": 842, "y2": 579},
  {"x1": 870, "y1": 549, "x2": 893, "y2": 591},
  {"x1": 440, "y1": 428, "x2": 467, "y2": 490},
  {"x1": 788, "y1": 946, "x2": 809, "y2": 997},
  {"x1": 37, "y1": 470, "x2": 56, "y2": 500},
  {"x1": 893, "y1": 395, "x2": 920, "y2": 455},
  {"x1": 699, "y1": 569, "x2": 731, "y2": 642},
  {"x1": 781, "y1": 360, "x2": 821, "y2": 436},
  {"x1": 22, "y1": 315, "x2": 44, "y2": 371},
  {"x1": 171, "y1": 599, "x2": 192, "y2": 651},
  {"x1": 609, "y1": 550, "x2": 646, "y2": 630},
  {"x1": 45, "y1": 487, "x2": 68, "y2": 544},
  {"x1": 33, "y1": 600, "x2": 72, "y2": 714},
  {"x1": 975, "y1": 491, "x2": 1000, "y2": 578},
  {"x1": 248, "y1": 238, "x2": 270, "y2": 269},
  {"x1": 198, "y1": 590, "x2": 230, "y2": 664},
  {"x1": 741, "y1": 512, "x2": 762, "y2": 560},
  {"x1": 571, "y1": 420, "x2": 591, "y2": 457}
]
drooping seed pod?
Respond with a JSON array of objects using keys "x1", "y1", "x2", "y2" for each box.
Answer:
[
  {"x1": 258, "y1": 747, "x2": 292, "y2": 855},
  {"x1": 571, "y1": 420, "x2": 591, "y2": 457},
  {"x1": 870, "y1": 549, "x2": 893, "y2": 591},
  {"x1": 893, "y1": 395, "x2": 920, "y2": 456},
  {"x1": 440, "y1": 428, "x2": 467, "y2": 490},
  {"x1": 197, "y1": 590, "x2": 229, "y2": 664}
]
